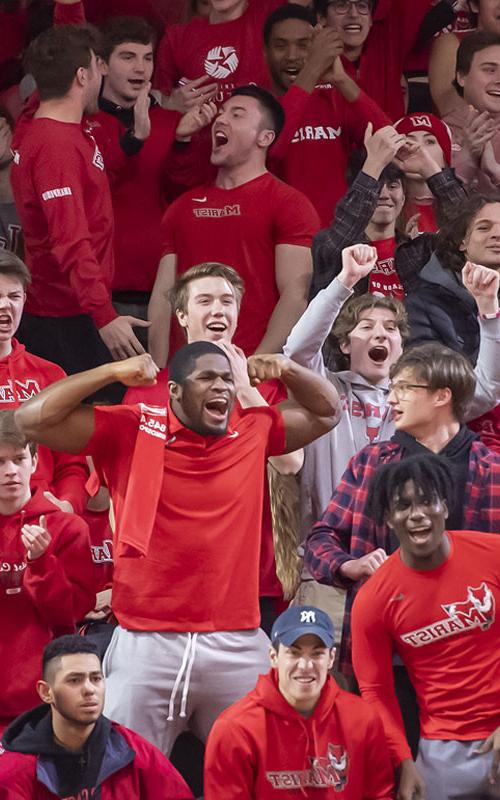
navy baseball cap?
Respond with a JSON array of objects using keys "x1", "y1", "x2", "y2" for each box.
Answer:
[{"x1": 270, "y1": 606, "x2": 335, "y2": 648}]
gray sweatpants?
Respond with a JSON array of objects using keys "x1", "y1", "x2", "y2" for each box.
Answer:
[
  {"x1": 102, "y1": 626, "x2": 270, "y2": 755},
  {"x1": 417, "y1": 739, "x2": 500, "y2": 799}
]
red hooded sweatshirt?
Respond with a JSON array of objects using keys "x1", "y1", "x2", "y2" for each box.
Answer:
[
  {"x1": 204, "y1": 671, "x2": 395, "y2": 799},
  {"x1": 0, "y1": 490, "x2": 94, "y2": 729},
  {"x1": 0, "y1": 340, "x2": 88, "y2": 514}
]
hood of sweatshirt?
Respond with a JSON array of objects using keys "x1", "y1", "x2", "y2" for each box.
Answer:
[
  {"x1": 0, "y1": 486, "x2": 67, "y2": 530},
  {"x1": 251, "y1": 670, "x2": 341, "y2": 723}
]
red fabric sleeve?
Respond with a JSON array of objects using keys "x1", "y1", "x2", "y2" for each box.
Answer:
[
  {"x1": 273, "y1": 183, "x2": 320, "y2": 246},
  {"x1": 160, "y1": 199, "x2": 181, "y2": 257},
  {"x1": 361, "y1": 707, "x2": 398, "y2": 799},
  {"x1": 264, "y1": 404, "x2": 286, "y2": 457},
  {"x1": 30, "y1": 146, "x2": 116, "y2": 328},
  {"x1": 351, "y1": 583, "x2": 413, "y2": 766},
  {"x1": 129, "y1": 729, "x2": 194, "y2": 799},
  {"x1": 50, "y1": 451, "x2": 89, "y2": 515},
  {"x1": 155, "y1": 27, "x2": 180, "y2": 95},
  {"x1": 53, "y1": 0, "x2": 86, "y2": 25},
  {"x1": 340, "y1": 89, "x2": 391, "y2": 149},
  {"x1": 23, "y1": 514, "x2": 95, "y2": 631},
  {"x1": 270, "y1": 85, "x2": 312, "y2": 163}
]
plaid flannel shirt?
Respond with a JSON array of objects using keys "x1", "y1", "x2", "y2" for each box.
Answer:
[
  {"x1": 304, "y1": 439, "x2": 500, "y2": 675},
  {"x1": 311, "y1": 168, "x2": 467, "y2": 297}
]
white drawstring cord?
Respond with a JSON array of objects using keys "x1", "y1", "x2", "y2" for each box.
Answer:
[
  {"x1": 179, "y1": 632, "x2": 198, "y2": 718},
  {"x1": 167, "y1": 633, "x2": 193, "y2": 722}
]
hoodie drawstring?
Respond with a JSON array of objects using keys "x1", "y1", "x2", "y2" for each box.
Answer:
[{"x1": 167, "y1": 633, "x2": 198, "y2": 722}]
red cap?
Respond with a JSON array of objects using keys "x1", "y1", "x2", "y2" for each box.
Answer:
[{"x1": 394, "y1": 113, "x2": 452, "y2": 166}]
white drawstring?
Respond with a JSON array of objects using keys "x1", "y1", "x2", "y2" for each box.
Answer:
[
  {"x1": 180, "y1": 632, "x2": 198, "y2": 718},
  {"x1": 167, "y1": 634, "x2": 193, "y2": 722}
]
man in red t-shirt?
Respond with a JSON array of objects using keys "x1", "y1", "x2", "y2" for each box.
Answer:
[
  {"x1": 149, "y1": 85, "x2": 320, "y2": 367},
  {"x1": 126, "y1": 262, "x2": 303, "y2": 630},
  {"x1": 15, "y1": 346, "x2": 341, "y2": 755},
  {"x1": 10, "y1": 25, "x2": 147, "y2": 375},
  {"x1": 352, "y1": 454, "x2": 500, "y2": 800},
  {"x1": 264, "y1": 4, "x2": 390, "y2": 226}
]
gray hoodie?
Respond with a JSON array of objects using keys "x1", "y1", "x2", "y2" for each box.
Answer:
[{"x1": 284, "y1": 277, "x2": 500, "y2": 535}]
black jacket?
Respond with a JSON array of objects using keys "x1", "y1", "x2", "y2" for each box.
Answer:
[{"x1": 405, "y1": 253, "x2": 480, "y2": 364}]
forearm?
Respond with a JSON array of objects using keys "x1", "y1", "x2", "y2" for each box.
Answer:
[
  {"x1": 468, "y1": 316, "x2": 500, "y2": 419},
  {"x1": 284, "y1": 278, "x2": 352, "y2": 371},
  {"x1": 148, "y1": 288, "x2": 172, "y2": 368},
  {"x1": 15, "y1": 364, "x2": 115, "y2": 436},
  {"x1": 427, "y1": 166, "x2": 467, "y2": 206},
  {"x1": 255, "y1": 293, "x2": 308, "y2": 354},
  {"x1": 281, "y1": 359, "x2": 340, "y2": 419},
  {"x1": 304, "y1": 529, "x2": 355, "y2": 589},
  {"x1": 334, "y1": 73, "x2": 360, "y2": 104}
]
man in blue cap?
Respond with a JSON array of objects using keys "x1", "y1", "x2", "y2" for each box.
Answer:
[{"x1": 204, "y1": 605, "x2": 394, "y2": 798}]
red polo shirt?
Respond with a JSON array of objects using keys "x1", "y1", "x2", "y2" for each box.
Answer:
[{"x1": 86, "y1": 402, "x2": 286, "y2": 631}]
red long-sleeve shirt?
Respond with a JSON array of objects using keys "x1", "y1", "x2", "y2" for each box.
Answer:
[
  {"x1": 11, "y1": 115, "x2": 116, "y2": 328},
  {"x1": 352, "y1": 530, "x2": 500, "y2": 765}
]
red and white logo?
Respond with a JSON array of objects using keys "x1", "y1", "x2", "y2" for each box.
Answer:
[
  {"x1": 401, "y1": 582, "x2": 495, "y2": 648},
  {"x1": 266, "y1": 743, "x2": 349, "y2": 790},
  {"x1": 204, "y1": 46, "x2": 239, "y2": 80}
]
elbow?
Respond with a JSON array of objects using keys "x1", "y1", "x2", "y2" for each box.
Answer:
[{"x1": 14, "y1": 405, "x2": 39, "y2": 439}]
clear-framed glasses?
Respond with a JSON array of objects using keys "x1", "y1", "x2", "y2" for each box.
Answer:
[
  {"x1": 327, "y1": 0, "x2": 372, "y2": 15},
  {"x1": 388, "y1": 381, "x2": 431, "y2": 399}
]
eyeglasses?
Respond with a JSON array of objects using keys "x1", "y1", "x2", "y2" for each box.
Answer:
[
  {"x1": 327, "y1": 0, "x2": 372, "y2": 15},
  {"x1": 388, "y1": 381, "x2": 430, "y2": 399}
]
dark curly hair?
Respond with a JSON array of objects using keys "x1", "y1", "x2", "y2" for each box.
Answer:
[{"x1": 435, "y1": 193, "x2": 500, "y2": 273}]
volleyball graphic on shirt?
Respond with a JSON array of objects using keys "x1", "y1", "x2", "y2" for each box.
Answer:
[{"x1": 204, "y1": 46, "x2": 239, "y2": 79}]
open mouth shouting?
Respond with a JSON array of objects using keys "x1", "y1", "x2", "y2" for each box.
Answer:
[
  {"x1": 203, "y1": 396, "x2": 229, "y2": 424},
  {"x1": 213, "y1": 127, "x2": 229, "y2": 151},
  {"x1": 368, "y1": 345, "x2": 388, "y2": 364},
  {"x1": 407, "y1": 525, "x2": 433, "y2": 546},
  {"x1": 0, "y1": 314, "x2": 12, "y2": 332},
  {"x1": 206, "y1": 321, "x2": 228, "y2": 337}
]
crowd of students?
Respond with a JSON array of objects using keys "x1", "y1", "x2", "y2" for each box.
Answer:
[{"x1": 0, "y1": 0, "x2": 500, "y2": 798}]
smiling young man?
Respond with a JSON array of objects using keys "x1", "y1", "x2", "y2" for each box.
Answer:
[
  {"x1": 304, "y1": 341, "x2": 500, "y2": 682},
  {"x1": 14, "y1": 345, "x2": 340, "y2": 756},
  {"x1": 0, "y1": 635, "x2": 194, "y2": 799},
  {"x1": 263, "y1": 4, "x2": 389, "y2": 226},
  {"x1": 149, "y1": 85, "x2": 320, "y2": 367},
  {"x1": 352, "y1": 455, "x2": 500, "y2": 800},
  {"x1": 204, "y1": 605, "x2": 394, "y2": 799},
  {"x1": 0, "y1": 412, "x2": 94, "y2": 734},
  {"x1": 443, "y1": 32, "x2": 500, "y2": 193}
]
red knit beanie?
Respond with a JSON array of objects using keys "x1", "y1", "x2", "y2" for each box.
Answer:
[{"x1": 394, "y1": 113, "x2": 452, "y2": 166}]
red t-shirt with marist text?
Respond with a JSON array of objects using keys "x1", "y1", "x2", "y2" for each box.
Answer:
[
  {"x1": 85, "y1": 402, "x2": 286, "y2": 632},
  {"x1": 161, "y1": 172, "x2": 320, "y2": 355},
  {"x1": 352, "y1": 531, "x2": 500, "y2": 765},
  {"x1": 368, "y1": 237, "x2": 404, "y2": 300}
]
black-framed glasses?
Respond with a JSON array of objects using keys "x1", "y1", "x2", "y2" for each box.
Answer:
[
  {"x1": 388, "y1": 381, "x2": 431, "y2": 399},
  {"x1": 327, "y1": 0, "x2": 372, "y2": 14}
]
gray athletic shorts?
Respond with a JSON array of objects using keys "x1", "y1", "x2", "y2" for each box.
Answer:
[
  {"x1": 417, "y1": 738, "x2": 500, "y2": 799},
  {"x1": 102, "y1": 626, "x2": 270, "y2": 755}
]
